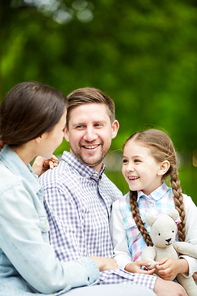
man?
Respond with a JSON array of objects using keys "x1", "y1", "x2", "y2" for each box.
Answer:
[{"x1": 39, "y1": 87, "x2": 186, "y2": 296}]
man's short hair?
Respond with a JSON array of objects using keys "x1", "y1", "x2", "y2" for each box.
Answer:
[{"x1": 66, "y1": 87, "x2": 115, "y2": 128}]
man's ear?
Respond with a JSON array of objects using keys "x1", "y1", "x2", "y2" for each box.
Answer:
[
  {"x1": 158, "y1": 160, "x2": 170, "y2": 176},
  {"x1": 64, "y1": 128, "x2": 69, "y2": 142},
  {"x1": 111, "y1": 120, "x2": 119, "y2": 139}
]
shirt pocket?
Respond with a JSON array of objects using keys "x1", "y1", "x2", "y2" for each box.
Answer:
[
  {"x1": 39, "y1": 215, "x2": 50, "y2": 233},
  {"x1": 124, "y1": 216, "x2": 145, "y2": 246},
  {"x1": 123, "y1": 216, "x2": 137, "y2": 230}
]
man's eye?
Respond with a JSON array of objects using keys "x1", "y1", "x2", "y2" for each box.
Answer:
[{"x1": 122, "y1": 159, "x2": 128, "y2": 164}]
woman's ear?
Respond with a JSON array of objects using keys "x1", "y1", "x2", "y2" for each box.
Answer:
[
  {"x1": 158, "y1": 160, "x2": 170, "y2": 176},
  {"x1": 35, "y1": 134, "x2": 43, "y2": 144}
]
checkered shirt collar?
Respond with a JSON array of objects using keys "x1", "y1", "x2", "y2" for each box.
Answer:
[
  {"x1": 62, "y1": 151, "x2": 106, "y2": 182},
  {"x1": 137, "y1": 182, "x2": 169, "y2": 202}
]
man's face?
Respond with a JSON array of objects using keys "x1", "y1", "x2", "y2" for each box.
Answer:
[{"x1": 65, "y1": 103, "x2": 119, "y2": 172}]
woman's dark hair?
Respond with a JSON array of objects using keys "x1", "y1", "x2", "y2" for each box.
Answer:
[{"x1": 0, "y1": 81, "x2": 67, "y2": 150}]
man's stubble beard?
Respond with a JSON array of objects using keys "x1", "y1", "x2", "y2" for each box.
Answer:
[{"x1": 70, "y1": 143, "x2": 109, "y2": 169}]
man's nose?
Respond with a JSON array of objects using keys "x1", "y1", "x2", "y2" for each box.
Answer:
[{"x1": 83, "y1": 127, "x2": 97, "y2": 141}]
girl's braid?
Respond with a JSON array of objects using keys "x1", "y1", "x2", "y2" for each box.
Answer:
[
  {"x1": 170, "y1": 167, "x2": 186, "y2": 242},
  {"x1": 129, "y1": 190, "x2": 153, "y2": 246}
]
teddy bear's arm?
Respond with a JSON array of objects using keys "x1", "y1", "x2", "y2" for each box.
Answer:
[
  {"x1": 141, "y1": 246, "x2": 157, "y2": 269},
  {"x1": 173, "y1": 242, "x2": 197, "y2": 259}
]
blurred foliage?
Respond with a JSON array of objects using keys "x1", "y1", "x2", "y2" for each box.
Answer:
[{"x1": 1, "y1": 0, "x2": 197, "y2": 203}]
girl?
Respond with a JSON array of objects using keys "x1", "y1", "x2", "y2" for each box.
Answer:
[
  {"x1": 110, "y1": 129, "x2": 197, "y2": 280},
  {"x1": 0, "y1": 81, "x2": 119, "y2": 296}
]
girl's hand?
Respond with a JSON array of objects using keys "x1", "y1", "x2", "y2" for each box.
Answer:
[
  {"x1": 32, "y1": 155, "x2": 59, "y2": 176},
  {"x1": 193, "y1": 272, "x2": 197, "y2": 281},
  {"x1": 90, "y1": 256, "x2": 118, "y2": 271},
  {"x1": 125, "y1": 260, "x2": 156, "y2": 274},
  {"x1": 156, "y1": 257, "x2": 189, "y2": 280}
]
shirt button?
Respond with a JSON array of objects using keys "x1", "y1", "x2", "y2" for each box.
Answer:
[{"x1": 86, "y1": 174, "x2": 89, "y2": 179}]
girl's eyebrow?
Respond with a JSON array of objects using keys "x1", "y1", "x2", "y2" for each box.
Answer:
[
  {"x1": 123, "y1": 155, "x2": 144, "y2": 159},
  {"x1": 133, "y1": 155, "x2": 145, "y2": 160}
]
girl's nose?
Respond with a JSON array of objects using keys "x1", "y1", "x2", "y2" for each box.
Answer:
[{"x1": 126, "y1": 164, "x2": 134, "y2": 172}]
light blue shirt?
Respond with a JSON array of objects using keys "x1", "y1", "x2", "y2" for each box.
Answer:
[{"x1": 0, "y1": 145, "x2": 99, "y2": 295}]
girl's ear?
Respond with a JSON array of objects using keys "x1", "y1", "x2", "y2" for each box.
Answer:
[{"x1": 158, "y1": 160, "x2": 170, "y2": 176}]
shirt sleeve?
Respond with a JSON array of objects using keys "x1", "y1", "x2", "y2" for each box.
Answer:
[
  {"x1": 0, "y1": 181, "x2": 99, "y2": 294},
  {"x1": 110, "y1": 200, "x2": 133, "y2": 269},
  {"x1": 43, "y1": 184, "x2": 88, "y2": 262},
  {"x1": 179, "y1": 194, "x2": 197, "y2": 277}
]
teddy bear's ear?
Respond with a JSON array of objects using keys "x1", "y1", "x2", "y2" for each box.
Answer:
[
  {"x1": 145, "y1": 213, "x2": 158, "y2": 226},
  {"x1": 167, "y1": 208, "x2": 179, "y2": 221}
]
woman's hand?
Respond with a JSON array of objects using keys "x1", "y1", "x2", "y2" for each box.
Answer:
[
  {"x1": 156, "y1": 257, "x2": 189, "y2": 280},
  {"x1": 32, "y1": 155, "x2": 59, "y2": 176},
  {"x1": 125, "y1": 260, "x2": 156, "y2": 274},
  {"x1": 90, "y1": 256, "x2": 118, "y2": 271}
]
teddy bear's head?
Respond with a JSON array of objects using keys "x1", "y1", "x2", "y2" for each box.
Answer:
[{"x1": 145, "y1": 209, "x2": 179, "y2": 249}]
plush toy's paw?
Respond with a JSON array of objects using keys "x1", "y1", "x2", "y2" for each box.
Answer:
[
  {"x1": 147, "y1": 260, "x2": 156, "y2": 269},
  {"x1": 173, "y1": 242, "x2": 197, "y2": 258},
  {"x1": 173, "y1": 242, "x2": 186, "y2": 253}
]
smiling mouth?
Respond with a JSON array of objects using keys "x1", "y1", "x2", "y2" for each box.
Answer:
[
  {"x1": 83, "y1": 145, "x2": 100, "y2": 149},
  {"x1": 128, "y1": 176, "x2": 139, "y2": 180}
]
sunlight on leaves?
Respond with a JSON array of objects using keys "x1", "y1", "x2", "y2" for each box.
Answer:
[{"x1": 22, "y1": 0, "x2": 94, "y2": 23}]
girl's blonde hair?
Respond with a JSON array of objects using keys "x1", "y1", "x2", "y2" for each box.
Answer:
[{"x1": 123, "y1": 129, "x2": 186, "y2": 246}]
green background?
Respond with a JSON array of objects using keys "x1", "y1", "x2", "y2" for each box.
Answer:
[{"x1": 1, "y1": 0, "x2": 197, "y2": 203}]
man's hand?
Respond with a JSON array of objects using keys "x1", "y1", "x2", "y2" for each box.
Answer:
[
  {"x1": 154, "y1": 278, "x2": 188, "y2": 296},
  {"x1": 125, "y1": 260, "x2": 156, "y2": 275}
]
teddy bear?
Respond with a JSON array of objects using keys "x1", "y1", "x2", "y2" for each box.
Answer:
[{"x1": 141, "y1": 208, "x2": 197, "y2": 296}]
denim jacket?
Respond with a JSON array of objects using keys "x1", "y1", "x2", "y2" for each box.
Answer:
[{"x1": 0, "y1": 146, "x2": 99, "y2": 294}]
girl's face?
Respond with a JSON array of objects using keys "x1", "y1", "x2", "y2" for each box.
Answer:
[
  {"x1": 122, "y1": 139, "x2": 163, "y2": 196},
  {"x1": 39, "y1": 108, "x2": 67, "y2": 159}
]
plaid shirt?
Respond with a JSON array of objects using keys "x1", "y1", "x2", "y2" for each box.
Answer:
[
  {"x1": 119, "y1": 183, "x2": 181, "y2": 261},
  {"x1": 39, "y1": 151, "x2": 156, "y2": 289}
]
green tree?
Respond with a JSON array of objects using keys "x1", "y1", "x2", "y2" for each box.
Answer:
[{"x1": 1, "y1": 0, "x2": 197, "y2": 200}]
